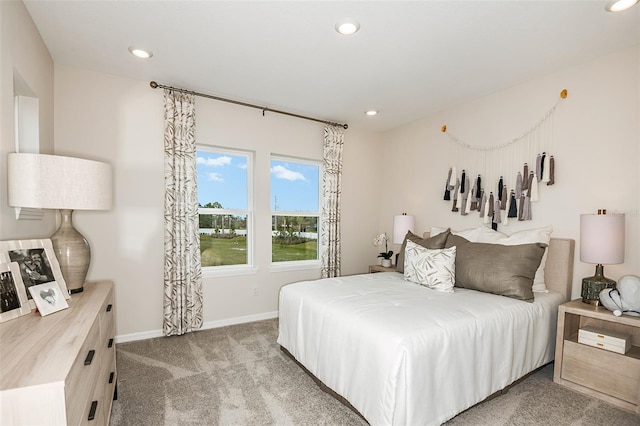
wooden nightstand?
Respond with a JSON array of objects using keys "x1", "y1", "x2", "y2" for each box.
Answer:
[
  {"x1": 369, "y1": 264, "x2": 396, "y2": 273},
  {"x1": 553, "y1": 299, "x2": 640, "y2": 414}
]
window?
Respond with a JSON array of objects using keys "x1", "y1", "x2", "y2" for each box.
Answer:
[
  {"x1": 271, "y1": 156, "x2": 321, "y2": 263},
  {"x1": 197, "y1": 147, "x2": 252, "y2": 269}
]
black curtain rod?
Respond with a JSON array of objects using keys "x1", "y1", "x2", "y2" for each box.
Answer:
[{"x1": 150, "y1": 81, "x2": 348, "y2": 129}]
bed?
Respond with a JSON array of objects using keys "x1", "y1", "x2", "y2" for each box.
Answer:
[{"x1": 277, "y1": 230, "x2": 575, "y2": 426}]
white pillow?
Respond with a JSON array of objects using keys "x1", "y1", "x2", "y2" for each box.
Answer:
[
  {"x1": 404, "y1": 240, "x2": 456, "y2": 293},
  {"x1": 430, "y1": 225, "x2": 487, "y2": 242},
  {"x1": 430, "y1": 225, "x2": 552, "y2": 292}
]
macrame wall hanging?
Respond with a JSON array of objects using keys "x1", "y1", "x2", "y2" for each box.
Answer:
[{"x1": 441, "y1": 89, "x2": 567, "y2": 230}]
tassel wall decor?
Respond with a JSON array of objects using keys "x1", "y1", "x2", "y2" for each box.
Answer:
[{"x1": 439, "y1": 89, "x2": 565, "y2": 229}]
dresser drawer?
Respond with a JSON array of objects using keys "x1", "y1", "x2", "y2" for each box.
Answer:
[
  {"x1": 81, "y1": 352, "x2": 117, "y2": 425},
  {"x1": 99, "y1": 288, "x2": 115, "y2": 345},
  {"x1": 65, "y1": 315, "x2": 102, "y2": 424},
  {"x1": 562, "y1": 340, "x2": 640, "y2": 404}
]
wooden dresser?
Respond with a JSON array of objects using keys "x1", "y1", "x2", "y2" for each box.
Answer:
[{"x1": 0, "y1": 281, "x2": 117, "y2": 425}]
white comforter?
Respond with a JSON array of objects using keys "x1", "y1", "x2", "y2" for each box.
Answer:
[{"x1": 277, "y1": 272, "x2": 564, "y2": 426}]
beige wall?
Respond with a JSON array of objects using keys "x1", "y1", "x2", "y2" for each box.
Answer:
[
  {"x1": 377, "y1": 46, "x2": 640, "y2": 299},
  {"x1": 0, "y1": 0, "x2": 56, "y2": 240},
  {"x1": 3, "y1": 0, "x2": 638, "y2": 340},
  {"x1": 53, "y1": 65, "x2": 381, "y2": 339}
]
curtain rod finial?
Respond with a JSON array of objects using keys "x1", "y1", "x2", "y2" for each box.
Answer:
[
  {"x1": 150, "y1": 81, "x2": 159, "y2": 89},
  {"x1": 560, "y1": 89, "x2": 567, "y2": 99},
  {"x1": 441, "y1": 125, "x2": 447, "y2": 132}
]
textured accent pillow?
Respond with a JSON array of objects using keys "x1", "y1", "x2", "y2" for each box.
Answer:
[
  {"x1": 472, "y1": 226, "x2": 552, "y2": 293},
  {"x1": 445, "y1": 234, "x2": 547, "y2": 302},
  {"x1": 396, "y1": 229, "x2": 450, "y2": 273},
  {"x1": 431, "y1": 225, "x2": 552, "y2": 292},
  {"x1": 404, "y1": 241, "x2": 456, "y2": 292}
]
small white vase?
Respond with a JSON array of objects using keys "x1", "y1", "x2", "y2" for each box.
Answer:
[
  {"x1": 382, "y1": 259, "x2": 392, "y2": 268},
  {"x1": 377, "y1": 257, "x2": 383, "y2": 266}
]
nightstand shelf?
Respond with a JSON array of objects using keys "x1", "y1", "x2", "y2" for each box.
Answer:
[
  {"x1": 369, "y1": 264, "x2": 396, "y2": 273},
  {"x1": 554, "y1": 299, "x2": 640, "y2": 414}
]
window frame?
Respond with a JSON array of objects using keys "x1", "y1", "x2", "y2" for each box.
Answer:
[
  {"x1": 197, "y1": 145, "x2": 255, "y2": 277},
  {"x1": 270, "y1": 155, "x2": 322, "y2": 270}
]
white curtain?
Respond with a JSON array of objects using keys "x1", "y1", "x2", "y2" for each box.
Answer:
[
  {"x1": 163, "y1": 90, "x2": 203, "y2": 336},
  {"x1": 321, "y1": 125, "x2": 344, "y2": 278}
]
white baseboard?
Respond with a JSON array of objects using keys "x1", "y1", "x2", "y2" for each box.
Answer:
[{"x1": 114, "y1": 311, "x2": 279, "y2": 344}]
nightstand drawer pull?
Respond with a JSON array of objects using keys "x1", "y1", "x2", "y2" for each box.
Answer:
[
  {"x1": 108, "y1": 338, "x2": 114, "y2": 348},
  {"x1": 84, "y1": 350, "x2": 95, "y2": 365},
  {"x1": 88, "y1": 401, "x2": 98, "y2": 421},
  {"x1": 106, "y1": 304, "x2": 112, "y2": 312},
  {"x1": 109, "y1": 371, "x2": 115, "y2": 384}
]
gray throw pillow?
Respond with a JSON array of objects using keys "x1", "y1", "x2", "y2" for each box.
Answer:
[
  {"x1": 445, "y1": 234, "x2": 546, "y2": 302},
  {"x1": 396, "y1": 229, "x2": 450, "y2": 273}
]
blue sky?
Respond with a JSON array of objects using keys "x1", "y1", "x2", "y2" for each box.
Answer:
[
  {"x1": 271, "y1": 159, "x2": 319, "y2": 212},
  {"x1": 196, "y1": 151, "x2": 319, "y2": 212}
]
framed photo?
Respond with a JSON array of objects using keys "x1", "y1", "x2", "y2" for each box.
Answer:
[
  {"x1": 0, "y1": 262, "x2": 33, "y2": 323},
  {"x1": 28, "y1": 281, "x2": 69, "y2": 316},
  {"x1": 0, "y1": 239, "x2": 69, "y2": 309}
]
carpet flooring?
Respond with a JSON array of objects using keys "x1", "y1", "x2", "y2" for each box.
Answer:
[{"x1": 110, "y1": 319, "x2": 639, "y2": 425}]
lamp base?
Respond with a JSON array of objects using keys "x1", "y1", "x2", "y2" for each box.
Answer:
[
  {"x1": 50, "y1": 209, "x2": 91, "y2": 294},
  {"x1": 581, "y1": 264, "x2": 616, "y2": 306}
]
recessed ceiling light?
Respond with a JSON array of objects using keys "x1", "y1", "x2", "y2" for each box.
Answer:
[
  {"x1": 335, "y1": 19, "x2": 360, "y2": 35},
  {"x1": 128, "y1": 47, "x2": 153, "y2": 59},
  {"x1": 606, "y1": 0, "x2": 639, "y2": 12},
  {"x1": 365, "y1": 110, "x2": 378, "y2": 116}
]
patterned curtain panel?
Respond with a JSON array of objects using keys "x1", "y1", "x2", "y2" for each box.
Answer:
[
  {"x1": 321, "y1": 125, "x2": 344, "y2": 278},
  {"x1": 163, "y1": 90, "x2": 203, "y2": 336}
]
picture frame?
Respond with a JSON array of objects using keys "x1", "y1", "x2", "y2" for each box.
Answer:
[
  {"x1": 0, "y1": 262, "x2": 33, "y2": 323},
  {"x1": 28, "y1": 281, "x2": 69, "y2": 316},
  {"x1": 0, "y1": 239, "x2": 69, "y2": 309}
]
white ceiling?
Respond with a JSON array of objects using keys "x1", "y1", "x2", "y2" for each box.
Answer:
[{"x1": 23, "y1": 1, "x2": 640, "y2": 132}]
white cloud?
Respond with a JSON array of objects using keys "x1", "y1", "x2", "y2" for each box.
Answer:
[
  {"x1": 197, "y1": 156, "x2": 232, "y2": 167},
  {"x1": 206, "y1": 172, "x2": 224, "y2": 182},
  {"x1": 271, "y1": 165, "x2": 306, "y2": 181}
]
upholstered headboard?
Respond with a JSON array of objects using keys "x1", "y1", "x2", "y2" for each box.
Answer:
[
  {"x1": 422, "y1": 232, "x2": 575, "y2": 301},
  {"x1": 542, "y1": 238, "x2": 575, "y2": 301}
]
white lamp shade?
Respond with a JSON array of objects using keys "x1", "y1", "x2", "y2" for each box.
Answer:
[
  {"x1": 8, "y1": 153, "x2": 112, "y2": 210},
  {"x1": 393, "y1": 214, "x2": 415, "y2": 244},
  {"x1": 580, "y1": 213, "x2": 625, "y2": 264}
]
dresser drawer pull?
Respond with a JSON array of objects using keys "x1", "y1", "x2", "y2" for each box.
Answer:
[
  {"x1": 108, "y1": 338, "x2": 114, "y2": 348},
  {"x1": 109, "y1": 371, "x2": 115, "y2": 384},
  {"x1": 84, "y1": 350, "x2": 95, "y2": 365},
  {"x1": 88, "y1": 401, "x2": 98, "y2": 421},
  {"x1": 106, "y1": 304, "x2": 113, "y2": 312}
]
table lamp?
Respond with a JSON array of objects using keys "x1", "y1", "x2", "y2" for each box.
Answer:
[
  {"x1": 393, "y1": 213, "x2": 415, "y2": 265},
  {"x1": 7, "y1": 153, "x2": 113, "y2": 293},
  {"x1": 393, "y1": 213, "x2": 415, "y2": 244},
  {"x1": 580, "y1": 210, "x2": 625, "y2": 305}
]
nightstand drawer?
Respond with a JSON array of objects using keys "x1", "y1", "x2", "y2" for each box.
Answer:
[{"x1": 562, "y1": 340, "x2": 640, "y2": 404}]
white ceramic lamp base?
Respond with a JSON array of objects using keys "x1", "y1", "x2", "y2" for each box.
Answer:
[{"x1": 50, "y1": 209, "x2": 91, "y2": 294}]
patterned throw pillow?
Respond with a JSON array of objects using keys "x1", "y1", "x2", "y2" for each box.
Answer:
[{"x1": 404, "y1": 240, "x2": 456, "y2": 292}]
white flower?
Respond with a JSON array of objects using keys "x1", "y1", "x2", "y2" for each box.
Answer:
[{"x1": 372, "y1": 232, "x2": 389, "y2": 247}]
